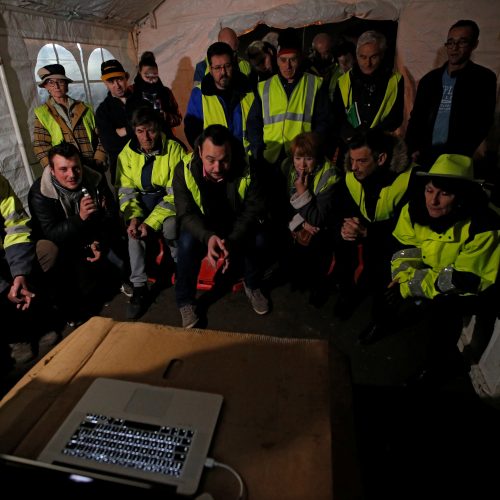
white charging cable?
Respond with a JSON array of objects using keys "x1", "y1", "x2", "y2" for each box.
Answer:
[{"x1": 204, "y1": 457, "x2": 246, "y2": 500}]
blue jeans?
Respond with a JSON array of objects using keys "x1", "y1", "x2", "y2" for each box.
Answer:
[
  {"x1": 128, "y1": 217, "x2": 176, "y2": 286},
  {"x1": 175, "y1": 229, "x2": 267, "y2": 307}
]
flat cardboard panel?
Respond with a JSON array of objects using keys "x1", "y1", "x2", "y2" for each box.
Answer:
[{"x1": 0, "y1": 317, "x2": 360, "y2": 499}]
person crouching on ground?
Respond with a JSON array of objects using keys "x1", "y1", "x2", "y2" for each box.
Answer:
[
  {"x1": 28, "y1": 142, "x2": 123, "y2": 325},
  {"x1": 173, "y1": 124, "x2": 269, "y2": 328},
  {"x1": 364, "y1": 154, "x2": 500, "y2": 386},
  {"x1": 281, "y1": 132, "x2": 340, "y2": 305},
  {"x1": 116, "y1": 106, "x2": 187, "y2": 320}
]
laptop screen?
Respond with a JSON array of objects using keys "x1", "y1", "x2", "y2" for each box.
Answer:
[{"x1": 0, "y1": 454, "x2": 179, "y2": 496}]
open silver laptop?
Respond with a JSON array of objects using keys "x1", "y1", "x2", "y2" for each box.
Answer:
[{"x1": 38, "y1": 378, "x2": 223, "y2": 496}]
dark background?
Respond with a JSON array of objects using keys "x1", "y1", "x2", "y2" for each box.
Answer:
[{"x1": 238, "y1": 18, "x2": 398, "y2": 66}]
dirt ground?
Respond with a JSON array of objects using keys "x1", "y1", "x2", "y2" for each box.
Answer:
[{"x1": 3, "y1": 279, "x2": 500, "y2": 499}]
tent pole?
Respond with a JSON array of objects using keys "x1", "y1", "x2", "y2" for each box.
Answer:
[{"x1": 0, "y1": 57, "x2": 34, "y2": 185}]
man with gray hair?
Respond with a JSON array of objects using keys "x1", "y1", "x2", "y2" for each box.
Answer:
[{"x1": 332, "y1": 30, "x2": 404, "y2": 144}]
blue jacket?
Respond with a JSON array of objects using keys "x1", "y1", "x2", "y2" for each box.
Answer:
[{"x1": 184, "y1": 72, "x2": 255, "y2": 149}]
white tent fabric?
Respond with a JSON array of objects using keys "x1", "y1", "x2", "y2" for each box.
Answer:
[
  {"x1": 0, "y1": 0, "x2": 499, "y2": 201},
  {"x1": 0, "y1": 5, "x2": 135, "y2": 199},
  {"x1": 139, "y1": 0, "x2": 500, "y2": 148}
]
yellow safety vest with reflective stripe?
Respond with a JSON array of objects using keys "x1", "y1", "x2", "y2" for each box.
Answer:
[
  {"x1": 327, "y1": 65, "x2": 343, "y2": 102},
  {"x1": 345, "y1": 166, "x2": 413, "y2": 222},
  {"x1": 338, "y1": 71, "x2": 402, "y2": 128},
  {"x1": 0, "y1": 175, "x2": 31, "y2": 252},
  {"x1": 181, "y1": 154, "x2": 250, "y2": 215},
  {"x1": 285, "y1": 160, "x2": 340, "y2": 195},
  {"x1": 199, "y1": 86, "x2": 255, "y2": 152},
  {"x1": 259, "y1": 73, "x2": 323, "y2": 164},
  {"x1": 116, "y1": 134, "x2": 187, "y2": 231},
  {"x1": 34, "y1": 103, "x2": 95, "y2": 146},
  {"x1": 391, "y1": 204, "x2": 500, "y2": 299}
]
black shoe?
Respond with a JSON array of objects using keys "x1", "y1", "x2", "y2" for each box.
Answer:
[
  {"x1": 357, "y1": 323, "x2": 387, "y2": 345},
  {"x1": 126, "y1": 286, "x2": 149, "y2": 320}
]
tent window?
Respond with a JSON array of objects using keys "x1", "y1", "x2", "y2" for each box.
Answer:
[
  {"x1": 35, "y1": 43, "x2": 86, "y2": 103},
  {"x1": 34, "y1": 44, "x2": 116, "y2": 109}
]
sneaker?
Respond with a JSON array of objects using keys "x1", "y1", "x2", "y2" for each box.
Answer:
[
  {"x1": 127, "y1": 285, "x2": 149, "y2": 320},
  {"x1": 120, "y1": 282, "x2": 134, "y2": 298},
  {"x1": 179, "y1": 304, "x2": 199, "y2": 329},
  {"x1": 244, "y1": 284, "x2": 269, "y2": 315}
]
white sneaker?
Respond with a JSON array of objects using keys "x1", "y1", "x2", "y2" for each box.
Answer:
[
  {"x1": 120, "y1": 282, "x2": 134, "y2": 298},
  {"x1": 180, "y1": 304, "x2": 199, "y2": 328}
]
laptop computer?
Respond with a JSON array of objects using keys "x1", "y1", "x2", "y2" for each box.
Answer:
[
  {"x1": 0, "y1": 453, "x2": 178, "y2": 495},
  {"x1": 38, "y1": 378, "x2": 223, "y2": 496}
]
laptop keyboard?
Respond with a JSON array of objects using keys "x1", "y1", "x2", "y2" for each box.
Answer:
[{"x1": 61, "y1": 413, "x2": 195, "y2": 477}]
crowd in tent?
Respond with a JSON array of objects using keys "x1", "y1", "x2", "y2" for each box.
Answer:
[{"x1": 1, "y1": 19, "x2": 499, "y2": 388}]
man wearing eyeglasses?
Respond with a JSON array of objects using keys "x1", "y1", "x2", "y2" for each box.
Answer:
[
  {"x1": 184, "y1": 42, "x2": 256, "y2": 156},
  {"x1": 406, "y1": 20, "x2": 497, "y2": 168},
  {"x1": 192, "y1": 27, "x2": 251, "y2": 88},
  {"x1": 34, "y1": 64, "x2": 107, "y2": 172}
]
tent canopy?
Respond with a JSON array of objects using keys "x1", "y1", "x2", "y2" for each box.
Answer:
[{"x1": 0, "y1": 0, "x2": 164, "y2": 29}]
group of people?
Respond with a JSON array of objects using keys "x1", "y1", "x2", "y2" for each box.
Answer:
[{"x1": 1, "y1": 19, "x2": 498, "y2": 387}]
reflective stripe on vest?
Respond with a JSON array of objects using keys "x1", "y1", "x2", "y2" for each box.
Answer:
[
  {"x1": 338, "y1": 71, "x2": 402, "y2": 128},
  {"x1": 287, "y1": 160, "x2": 339, "y2": 195},
  {"x1": 259, "y1": 73, "x2": 322, "y2": 163},
  {"x1": 345, "y1": 167, "x2": 412, "y2": 222},
  {"x1": 34, "y1": 104, "x2": 95, "y2": 146}
]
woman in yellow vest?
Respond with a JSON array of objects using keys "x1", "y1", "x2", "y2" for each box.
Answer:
[
  {"x1": 364, "y1": 154, "x2": 500, "y2": 386},
  {"x1": 281, "y1": 132, "x2": 340, "y2": 305},
  {"x1": 34, "y1": 64, "x2": 106, "y2": 171}
]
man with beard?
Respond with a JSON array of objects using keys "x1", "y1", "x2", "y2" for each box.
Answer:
[
  {"x1": 330, "y1": 128, "x2": 414, "y2": 325},
  {"x1": 173, "y1": 125, "x2": 268, "y2": 328},
  {"x1": 193, "y1": 27, "x2": 251, "y2": 87},
  {"x1": 184, "y1": 42, "x2": 256, "y2": 156}
]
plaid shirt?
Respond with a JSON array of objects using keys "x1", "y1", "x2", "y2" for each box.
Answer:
[{"x1": 33, "y1": 98, "x2": 107, "y2": 169}]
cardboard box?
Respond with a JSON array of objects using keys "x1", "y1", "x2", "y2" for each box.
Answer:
[{"x1": 0, "y1": 317, "x2": 360, "y2": 499}]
